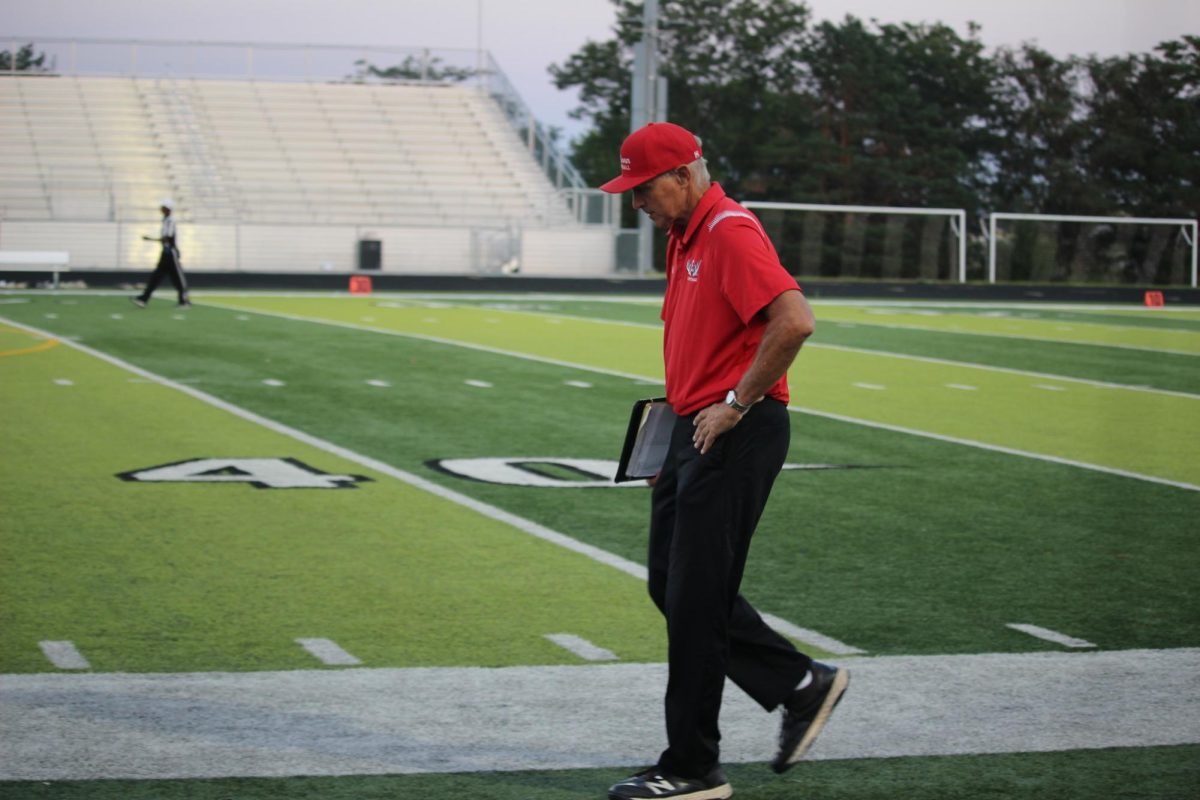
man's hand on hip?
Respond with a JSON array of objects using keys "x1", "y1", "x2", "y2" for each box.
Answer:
[{"x1": 692, "y1": 403, "x2": 743, "y2": 454}]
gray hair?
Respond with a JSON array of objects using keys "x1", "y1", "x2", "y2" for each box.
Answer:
[{"x1": 687, "y1": 156, "x2": 711, "y2": 191}]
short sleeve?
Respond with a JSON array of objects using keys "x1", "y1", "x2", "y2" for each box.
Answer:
[{"x1": 712, "y1": 217, "x2": 799, "y2": 325}]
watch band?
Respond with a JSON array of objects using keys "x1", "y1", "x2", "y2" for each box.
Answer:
[{"x1": 725, "y1": 389, "x2": 751, "y2": 414}]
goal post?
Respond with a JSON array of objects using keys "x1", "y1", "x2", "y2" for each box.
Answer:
[
  {"x1": 988, "y1": 212, "x2": 1198, "y2": 287},
  {"x1": 743, "y1": 202, "x2": 969, "y2": 283}
]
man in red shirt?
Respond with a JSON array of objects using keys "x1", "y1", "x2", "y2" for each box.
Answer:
[{"x1": 599, "y1": 122, "x2": 849, "y2": 800}]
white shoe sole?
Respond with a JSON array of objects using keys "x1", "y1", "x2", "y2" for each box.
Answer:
[{"x1": 783, "y1": 667, "x2": 849, "y2": 766}]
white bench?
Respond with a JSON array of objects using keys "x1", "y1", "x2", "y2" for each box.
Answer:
[{"x1": 0, "y1": 251, "x2": 71, "y2": 289}]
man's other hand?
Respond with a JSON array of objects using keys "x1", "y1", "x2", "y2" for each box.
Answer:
[{"x1": 692, "y1": 403, "x2": 743, "y2": 454}]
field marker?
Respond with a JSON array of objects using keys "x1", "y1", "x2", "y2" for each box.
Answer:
[
  {"x1": 53, "y1": 378, "x2": 74, "y2": 386},
  {"x1": 544, "y1": 633, "x2": 618, "y2": 661},
  {"x1": 295, "y1": 638, "x2": 363, "y2": 666},
  {"x1": 1033, "y1": 384, "x2": 1067, "y2": 392},
  {"x1": 564, "y1": 380, "x2": 593, "y2": 388},
  {"x1": 262, "y1": 379, "x2": 286, "y2": 387},
  {"x1": 1006, "y1": 623, "x2": 1096, "y2": 649},
  {"x1": 854, "y1": 382, "x2": 886, "y2": 390},
  {"x1": 945, "y1": 383, "x2": 977, "y2": 391},
  {"x1": 464, "y1": 379, "x2": 493, "y2": 388},
  {"x1": 110, "y1": 314, "x2": 123, "y2": 320},
  {"x1": 38, "y1": 641, "x2": 90, "y2": 670},
  {"x1": 366, "y1": 379, "x2": 391, "y2": 388},
  {"x1": 44, "y1": 313, "x2": 57, "y2": 319}
]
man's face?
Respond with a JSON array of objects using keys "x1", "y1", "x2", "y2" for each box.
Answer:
[{"x1": 631, "y1": 168, "x2": 688, "y2": 230}]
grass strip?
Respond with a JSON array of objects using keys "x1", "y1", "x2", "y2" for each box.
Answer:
[{"x1": 4, "y1": 745, "x2": 1197, "y2": 800}]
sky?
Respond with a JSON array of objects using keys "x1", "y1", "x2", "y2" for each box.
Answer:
[{"x1": 3, "y1": 0, "x2": 1197, "y2": 144}]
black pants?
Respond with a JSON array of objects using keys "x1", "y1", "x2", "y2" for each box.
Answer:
[
  {"x1": 648, "y1": 397, "x2": 811, "y2": 778},
  {"x1": 139, "y1": 246, "x2": 188, "y2": 304}
]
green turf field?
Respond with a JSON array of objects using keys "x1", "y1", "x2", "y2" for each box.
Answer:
[{"x1": 1, "y1": 291, "x2": 1197, "y2": 799}]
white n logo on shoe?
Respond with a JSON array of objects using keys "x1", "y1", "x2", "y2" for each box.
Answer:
[{"x1": 645, "y1": 777, "x2": 677, "y2": 795}]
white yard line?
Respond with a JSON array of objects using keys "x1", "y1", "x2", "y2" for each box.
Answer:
[
  {"x1": 544, "y1": 634, "x2": 619, "y2": 662},
  {"x1": 295, "y1": 638, "x2": 363, "y2": 666},
  {"x1": 37, "y1": 641, "x2": 90, "y2": 670},
  {"x1": 1007, "y1": 624, "x2": 1096, "y2": 649},
  {"x1": 2, "y1": 648, "x2": 1196, "y2": 780},
  {"x1": 762, "y1": 616, "x2": 866, "y2": 656}
]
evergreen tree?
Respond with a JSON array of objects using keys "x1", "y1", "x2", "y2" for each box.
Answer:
[{"x1": 0, "y1": 44, "x2": 48, "y2": 73}]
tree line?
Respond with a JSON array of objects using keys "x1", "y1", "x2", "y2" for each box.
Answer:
[{"x1": 551, "y1": 0, "x2": 1198, "y2": 226}]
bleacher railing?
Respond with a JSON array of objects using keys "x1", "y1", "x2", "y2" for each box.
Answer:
[{"x1": 2, "y1": 36, "x2": 586, "y2": 192}]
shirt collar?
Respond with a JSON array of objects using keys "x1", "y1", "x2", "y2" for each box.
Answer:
[{"x1": 674, "y1": 182, "x2": 727, "y2": 247}]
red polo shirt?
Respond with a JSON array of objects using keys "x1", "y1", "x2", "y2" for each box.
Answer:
[{"x1": 661, "y1": 183, "x2": 801, "y2": 416}]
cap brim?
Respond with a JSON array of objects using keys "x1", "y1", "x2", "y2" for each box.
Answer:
[{"x1": 599, "y1": 173, "x2": 653, "y2": 194}]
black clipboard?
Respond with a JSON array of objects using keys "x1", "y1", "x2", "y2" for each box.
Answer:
[{"x1": 614, "y1": 398, "x2": 676, "y2": 483}]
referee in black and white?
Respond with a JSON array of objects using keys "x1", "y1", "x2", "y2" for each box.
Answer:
[{"x1": 131, "y1": 198, "x2": 190, "y2": 308}]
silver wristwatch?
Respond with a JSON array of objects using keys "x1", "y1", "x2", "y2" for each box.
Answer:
[{"x1": 725, "y1": 390, "x2": 751, "y2": 414}]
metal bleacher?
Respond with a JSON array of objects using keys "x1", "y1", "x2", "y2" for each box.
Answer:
[
  {"x1": 0, "y1": 75, "x2": 575, "y2": 228},
  {"x1": 0, "y1": 51, "x2": 618, "y2": 274},
  {"x1": 0, "y1": 77, "x2": 160, "y2": 221}
]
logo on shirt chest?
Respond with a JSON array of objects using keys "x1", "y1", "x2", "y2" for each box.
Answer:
[{"x1": 684, "y1": 258, "x2": 702, "y2": 282}]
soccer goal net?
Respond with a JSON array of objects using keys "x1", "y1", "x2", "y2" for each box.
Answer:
[
  {"x1": 987, "y1": 213, "x2": 1198, "y2": 286},
  {"x1": 742, "y1": 202, "x2": 968, "y2": 282}
]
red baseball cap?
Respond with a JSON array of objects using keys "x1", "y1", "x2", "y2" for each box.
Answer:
[{"x1": 599, "y1": 122, "x2": 703, "y2": 193}]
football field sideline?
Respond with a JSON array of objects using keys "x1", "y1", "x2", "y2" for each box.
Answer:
[{"x1": 3, "y1": 647, "x2": 1197, "y2": 780}]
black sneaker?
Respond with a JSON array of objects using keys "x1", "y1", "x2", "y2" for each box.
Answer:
[
  {"x1": 129, "y1": 296, "x2": 147, "y2": 308},
  {"x1": 176, "y1": 300, "x2": 192, "y2": 309},
  {"x1": 771, "y1": 662, "x2": 849, "y2": 773},
  {"x1": 608, "y1": 766, "x2": 732, "y2": 799}
]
